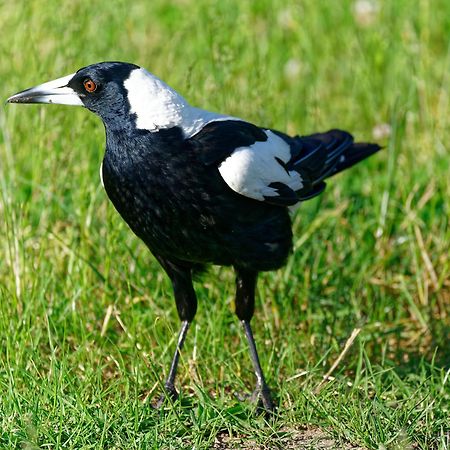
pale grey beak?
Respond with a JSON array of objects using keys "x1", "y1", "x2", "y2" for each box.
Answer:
[{"x1": 7, "y1": 73, "x2": 83, "y2": 106}]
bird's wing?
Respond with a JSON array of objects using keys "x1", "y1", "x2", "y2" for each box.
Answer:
[{"x1": 188, "y1": 121, "x2": 357, "y2": 206}]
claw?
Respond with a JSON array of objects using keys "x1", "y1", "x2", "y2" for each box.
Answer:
[
  {"x1": 234, "y1": 385, "x2": 275, "y2": 413},
  {"x1": 153, "y1": 384, "x2": 179, "y2": 409},
  {"x1": 254, "y1": 386, "x2": 275, "y2": 413}
]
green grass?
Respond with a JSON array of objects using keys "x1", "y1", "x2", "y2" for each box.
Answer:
[{"x1": 0, "y1": 0, "x2": 449, "y2": 448}]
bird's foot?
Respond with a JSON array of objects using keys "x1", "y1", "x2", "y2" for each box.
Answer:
[
  {"x1": 252, "y1": 385, "x2": 275, "y2": 413},
  {"x1": 234, "y1": 384, "x2": 275, "y2": 413},
  {"x1": 153, "y1": 384, "x2": 179, "y2": 409}
]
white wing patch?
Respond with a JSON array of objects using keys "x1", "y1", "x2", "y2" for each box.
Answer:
[
  {"x1": 124, "y1": 68, "x2": 240, "y2": 138},
  {"x1": 218, "y1": 130, "x2": 303, "y2": 201}
]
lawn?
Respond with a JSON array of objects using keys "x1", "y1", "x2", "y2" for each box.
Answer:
[{"x1": 0, "y1": 0, "x2": 449, "y2": 448}]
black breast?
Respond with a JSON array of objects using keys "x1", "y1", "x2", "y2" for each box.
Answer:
[{"x1": 101, "y1": 127, "x2": 293, "y2": 271}]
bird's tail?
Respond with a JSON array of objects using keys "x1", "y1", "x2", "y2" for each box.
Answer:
[
  {"x1": 287, "y1": 129, "x2": 381, "y2": 201},
  {"x1": 332, "y1": 141, "x2": 382, "y2": 177},
  {"x1": 301, "y1": 129, "x2": 381, "y2": 180}
]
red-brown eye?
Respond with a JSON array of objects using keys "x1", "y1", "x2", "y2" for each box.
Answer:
[{"x1": 83, "y1": 79, "x2": 97, "y2": 93}]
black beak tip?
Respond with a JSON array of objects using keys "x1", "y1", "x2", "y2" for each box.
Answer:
[
  {"x1": 6, "y1": 86, "x2": 37, "y2": 104},
  {"x1": 6, "y1": 94, "x2": 38, "y2": 105},
  {"x1": 6, "y1": 93, "x2": 24, "y2": 104}
]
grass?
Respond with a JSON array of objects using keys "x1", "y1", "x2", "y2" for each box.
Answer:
[{"x1": 0, "y1": 0, "x2": 449, "y2": 448}]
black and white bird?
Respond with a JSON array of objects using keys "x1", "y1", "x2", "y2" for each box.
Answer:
[{"x1": 7, "y1": 62, "x2": 380, "y2": 411}]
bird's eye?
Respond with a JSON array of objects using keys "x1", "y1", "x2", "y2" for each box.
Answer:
[{"x1": 83, "y1": 79, "x2": 97, "y2": 93}]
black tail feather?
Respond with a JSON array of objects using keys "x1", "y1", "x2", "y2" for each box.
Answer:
[
  {"x1": 300, "y1": 129, "x2": 381, "y2": 181},
  {"x1": 331, "y1": 142, "x2": 382, "y2": 176},
  {"x1": 287, "y1": 129, "x2": 381, "y2": 202}
]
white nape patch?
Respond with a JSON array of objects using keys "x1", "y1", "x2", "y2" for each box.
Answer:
[
  {"x1": 124, "y1": 68, "x2": 239, "y2": 137},
  {"x1": 219, "y1": 130, "x2": 303, "y2": 202}
]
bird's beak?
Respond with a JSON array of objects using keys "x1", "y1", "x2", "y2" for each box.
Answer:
[{"x1": 6, "y1": 73, "x2": 83, "y2": 106}]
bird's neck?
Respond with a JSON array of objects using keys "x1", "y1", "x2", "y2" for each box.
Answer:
[{"x1": 104, "y1": 120, "x2": 185, "y2": 161}]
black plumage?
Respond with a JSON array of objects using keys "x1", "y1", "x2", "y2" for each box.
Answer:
[{"x1": 7, "y1": 62, "x2": 381, "y2": 411}]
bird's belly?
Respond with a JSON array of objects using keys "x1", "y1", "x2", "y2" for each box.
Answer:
[
  {"x1": 102, "y1": 160, "x2": 292, "y2": 270},
  {"x1": 104, "y1": 186, "x2": 210, "y2": 260}
]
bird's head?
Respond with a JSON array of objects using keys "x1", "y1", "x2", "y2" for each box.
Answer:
[{"x1": 7, "y1": 61, "x2": 189, "y2": 132}]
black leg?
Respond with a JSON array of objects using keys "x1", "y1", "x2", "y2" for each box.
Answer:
[
  {"x1": 155, "y1": 320, "x2": 190, "y2": 407},
  {"x1": 241, "y1": 320, "x2": 274, "y2": 411},
  {"x1": 234, "y1": 268, "x2": 274, "y2": 412},
  {"x1": 154, "y1": 257, "x2": 197, "y2": 407}
]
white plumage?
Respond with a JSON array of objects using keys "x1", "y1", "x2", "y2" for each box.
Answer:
[
  {"x1": 218, "y1": 130, "x2": 303, "y2": 201},
  {"x1": 124, "y1": 68, "x2": 239, "y2": 138}
]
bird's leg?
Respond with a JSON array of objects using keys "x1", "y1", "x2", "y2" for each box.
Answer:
[
  {"x1": 160, "y1": 320, "x2": 190, "y2": 400},
  {"x1": 241, "y1": 320, "x2": 274, "y2": 411},
  {"x1": 235, "y1": 268, "x2": 275, "y2": 412},
  {"x1": 154, "y1": 257, "x2": 197, "y2": 407}
]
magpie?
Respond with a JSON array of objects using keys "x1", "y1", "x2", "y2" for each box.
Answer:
[{"x1": 7, "y1": 62, "x2": 380, "y2": 411}]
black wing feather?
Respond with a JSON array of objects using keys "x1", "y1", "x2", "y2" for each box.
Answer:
[{"x1": 263, "y1": 182, "x2": 298, "y2": 206}]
